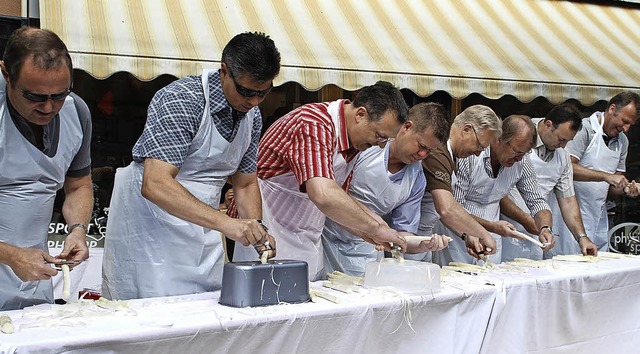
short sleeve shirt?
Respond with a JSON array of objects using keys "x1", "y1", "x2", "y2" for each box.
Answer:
[
  {"x1": 257, "y1": 100, "x2": 357, "y2": 189},
  {"x1": 422, "y1": 142, "x2": 454, "y2": 193},
  {"x1": 565, "y1": 114, "x2": 628, "y2": 173},
  {"x1": 132, "y1": 71, "x2": 262, "y2": 173}
]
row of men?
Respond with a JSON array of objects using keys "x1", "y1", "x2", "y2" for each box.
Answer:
[{"x1": 0, "y1": 29, "x2": 638, "y2": 310}]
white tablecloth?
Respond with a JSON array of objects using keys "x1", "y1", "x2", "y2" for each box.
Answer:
[{"x1": 2, "y1": 257, "x2": 640, "y2": 354}]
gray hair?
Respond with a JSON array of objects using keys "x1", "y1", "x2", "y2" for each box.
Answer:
[
  {"x1": 452, "y1": 105, "x2": 502, "y2": 136},
  {"x1": 501, "y1": 115, "x2": 536, "y2": 146}
]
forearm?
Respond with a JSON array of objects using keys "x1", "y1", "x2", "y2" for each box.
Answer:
[
  {"x1": 533, "y1": 209, "x2": 553, "y2": 231},
  {"x1": 557, "y1": 196, "x2": 586, "y2": 238},
  {"x1": 307, "y1": 179, "x2": 381, "y2": 238},
  {"x1": 232, "y1": 174, "x2": 262, "y2": 219},
  {"x1": 0, "y1": 242, "x2": 18, "y2": 266},
  {"x1": 499, "y1": 196, "x2": 537, "y2": 234},
  {"x1": 62, "y1": 175, "x2": 94, "y2": 227},
  {"x1": 433, "y1": 190, "x2": 490, "y2": 239}
]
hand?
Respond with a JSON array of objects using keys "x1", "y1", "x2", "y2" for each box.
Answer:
[
  {"x1": 538, "y1": 228, "x2": 556, "y2": 251},
  {"x1": 579, "y1": 236, "x2": 598, "y2": 256},
  {"x1": 412, "y1": 234, "x2": 449, "y2": 253},
  {"x1": 605, "y1": 174, "x2": 629, "y2": 189},
  {"x1": 255, "y1": 233, "x2": 277, "y2": 259},
  {"x1": 367, "y1": 224, "x2": 407, "y2": 252},
  {"x1": 493, "y1": 221, "x2": 518, "y2": 238},
  {"x1": 7, "y1": 246, "x2": 58, "y2": 282},
  {"x1": 465, "y1": 234, "x2": 497, "y2": 259},
  {"x1": 624, "y1": 181, "x2": 640, "y2": 198},
  {"x1": 226, "y1": 219, "x2": 269, "y2": 246},
  {"x1": 57, "y1": 229, "x2": 89, "y2": 268}
]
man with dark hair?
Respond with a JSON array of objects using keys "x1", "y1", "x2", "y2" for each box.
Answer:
[
  {"x1": 233, "y1": 81, "x2": 409, "y2": 280},
  {"x1": 321, "y1": 102, "x2": 451, "y2": 276},
  {"x1": 103, "y1": 32, "x2": 280, "y2": 300},
  {"x1": 446, "y1": 115, "x2": 555, "y2": 264},
  {"x1": 500, "y1": 103, "x2": 598, "y2": 261},
  {"x1": 555, "y1": 92, "x2": 640, "y2": 253},
  {"x1": 0, "y1": 27, "x2": 93, "y2": 310}
]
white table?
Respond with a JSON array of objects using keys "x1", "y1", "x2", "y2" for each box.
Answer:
[{"x1": 2, "y1": 257, "x2": 640, "y2": 354}]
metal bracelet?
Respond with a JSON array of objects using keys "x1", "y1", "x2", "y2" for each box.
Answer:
[{"x1": 67, "y1": 223, "x2": 88, "y2": 234}]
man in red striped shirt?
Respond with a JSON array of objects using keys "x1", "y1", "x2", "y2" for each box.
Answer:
[{"x1": 233, "y1": 81, "x2": 409, "y2": 280}]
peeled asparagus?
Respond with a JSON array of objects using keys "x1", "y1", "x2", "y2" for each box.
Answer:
[
  {"x1": 61, "y1": 264, "x2": 71, "y2": 300},
  {"x1": 0, "y1": 314, "x2": 14, "y2": 334}
]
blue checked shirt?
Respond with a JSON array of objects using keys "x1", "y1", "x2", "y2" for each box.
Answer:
[{"x1": 132, "y1": 71, "x2": 262, "y2": 173}]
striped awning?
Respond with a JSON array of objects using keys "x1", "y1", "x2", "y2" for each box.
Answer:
[{"x1": 40, "y1": 0, "x2": 640, "y2": 105}]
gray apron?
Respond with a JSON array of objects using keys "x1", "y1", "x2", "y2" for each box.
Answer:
[
  {"x1": 0, "y1": 77, "x2": 83, "y2": 310},
  {"x1": 322, "y1": 143, "x2": 421, "y2": 276},
  {"x1": 555, "y1": 112, "x2": 621, "y2": 253},
  {"x1": 502, "y1": 136, "x2": 566, "y2": 261},
  {"x1": 443, "y1": 148, "x2": 524, "y2": 265},
  {"x1": 102, "y1": 70, "x2": 253, "y2": 300},
  {"x1": 233, "y1": 100, "x2": 355, "y2": 281}
]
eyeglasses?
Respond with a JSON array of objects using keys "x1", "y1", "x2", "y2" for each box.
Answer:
[
  {"x1": 506, "y1": 140, "x2": 531, "y2": 157},
  {"x1": 471, "y1": 126, "x2": 486, "y2": 152},
  {"x1": 226, "y1": 66, "x2": 272, "y2": 98},
  {"x1": 19, "y1": 86, "x2": 72, "y2": 103}
]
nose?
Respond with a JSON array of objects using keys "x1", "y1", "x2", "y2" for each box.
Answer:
[
  {"x1": 376, "y1": 141, "x2": 387, "y2": 148},
  {"x1": 38, "y1": 99, "x2": 56, "y2": 112},
  {"x1": 622, "y1": 124, "x2": 631, "y2": 133},
  {"x1": 515, "y1": 155, "x2": 524, "y2": 162},
  {"x1": 247, "y1": 95, "x2": 264, "y2": 107}
]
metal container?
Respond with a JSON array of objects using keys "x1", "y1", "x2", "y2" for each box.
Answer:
[{"x1": 219, "y1": 260, "x2": 310, "y2": 307}]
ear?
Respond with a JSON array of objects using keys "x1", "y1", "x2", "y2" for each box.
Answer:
[
  {"x1": 544, "y1": 119, "x2": 553, "y2": 129},
  {"x1": 220, "y1": 62, "x2": 228, "y2": 78},
  {"x1": 354, "y1": 106, "x2": 368, "y2": 123},
  {"x1": 608, "y1": 104, "x2": 616, "y2": 114},
  {"x1": 403, "y1": 120, "x2": 413, "y2": 131},
  {"x1": 0, "y1": 61, "x2": 8, "y2": 81}
]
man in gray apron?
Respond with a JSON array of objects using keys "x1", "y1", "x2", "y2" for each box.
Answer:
[
  {"x1": 0, "y1": 28, "x2": 93, "y2": 310},
  {"x1": 322, "y1": 103, "x2": 451, "y2": 276},
  {"x1": 232, "y1": 81, "x2": 409, "y2": 281},
  {"x1": 499, "y1": 104, "x2": 598, "y2": 261},
  {"x1": 421, "y1": 105, "x2": 502, "y2": 263},
  {"x1": 556, "y1": 92, "x2": 640, "y2": 253},
  {"x1": 446, "y1": 115, "x2": 555, "y2": 264},
  {"x1": 102, "y1": 32, "x2": 280, "y2": 300}
]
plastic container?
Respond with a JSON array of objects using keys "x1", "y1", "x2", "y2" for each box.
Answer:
[
  {"x1": 219, "y1": 260, "x2": 310, "y2": 307},
  {"x1": 364, "y1": 259, "x2": 441, "y2": 294}
]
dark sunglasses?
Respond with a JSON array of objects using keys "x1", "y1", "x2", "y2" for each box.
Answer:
[
  {"x1": 227, "y1": 67, "x2": 272, "y2": 98},
  {"x1": 19, "y1": 86, "x2": 72, "y2": 103}
]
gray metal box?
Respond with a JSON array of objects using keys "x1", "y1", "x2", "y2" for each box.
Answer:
[{"x1": 219, "y1": 260, "x2": 310, "y2": 307}]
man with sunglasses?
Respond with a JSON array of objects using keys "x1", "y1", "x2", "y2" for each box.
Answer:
[
  {"x1": 499, "y1": 104, "x2": 598, "y2": 261},
  {"x1": 321, "y1": 102, "x2": 451, "y2": 277},
  {"x1": 419, "y1": 105, "x2": 501, "y2": 263},
  {"x1": 0, "y1": 28, "x2": 92, "y2": 310},
  {"x1": 102, "y1": 32, "x2": 280, "y2": 300},
  {"x1": 232, "y1": 81, "x2": 409, "y2": 281},
  {"x1": 444, "y1": 115, "x2": 555, "y2": 264}
]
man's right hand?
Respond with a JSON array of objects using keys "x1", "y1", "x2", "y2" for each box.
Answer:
[
  {"x1": 605, "y1": 174, "x2": 629, "y2": 189},
  {"x1": 225, "y1": 219, "x2": 269, "y2": 246},
  {"x1": 366, "y1": 224, "x2": 407, "y2": 252},
  {"x1": 8, "y1": 247, "x2": 58, "y2": 282},
  {"x1": 465, "y1": 234, "x2": 497, "y2": 259}
]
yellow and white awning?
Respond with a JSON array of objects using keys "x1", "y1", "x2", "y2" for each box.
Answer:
[{"x1": 40, "y1": 0, "x2": 640, "y2": 105}]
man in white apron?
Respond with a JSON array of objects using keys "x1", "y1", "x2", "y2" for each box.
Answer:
[
  {"x1": 0, "y1": 28, "x2": 92, "y2": 310},
  {"x1": 554, "y1": 92, "x2": 640, "y2": 254},
  {"x1": 102, "y1": 33, "x2": 280, "y2": 300},
  {"x1": 233, "y1": 81, "x2": 409, "y2": 281},
  {"x1": 420, "y1": 105, "x2": 502, "y2": 263},
  {"x1": 321, "y1": 103, "x2": 451, "y2": 276},
  {"x1": 499, "y1": 104, "x2": 597, "y2": 261},
  {"x1": 445, "y1": 115, "x2": 556, "y2": 264}
]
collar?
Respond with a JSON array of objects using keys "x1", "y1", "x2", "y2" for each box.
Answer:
[
  {"x1": 336, "y1": 99, "x2": 358, "y2": 161},
  {"x1": 208, "y1": 70, "x2": 246, "y2": 120}
]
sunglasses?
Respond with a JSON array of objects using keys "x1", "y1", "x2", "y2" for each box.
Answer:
[
  {"x1": 226, "y1": 67, "x2": 272, "y2": 98},
  {"x1": 19, "y1": 86, "x2": 72, "y2": 103}
]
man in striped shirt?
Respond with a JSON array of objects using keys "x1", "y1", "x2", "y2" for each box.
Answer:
[
  {"x1": 233, "y1": 81, "x2": 409, "y2": 280},
  {"x1": 444, "y1": 115, "x2": 555, "y2": 264}
]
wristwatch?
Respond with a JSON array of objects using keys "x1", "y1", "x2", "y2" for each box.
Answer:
[
  {"x1": 575, "y1": 233, "x2": 588, "y2": 241},
  {"x1": 539, "y1": 225, "x2": 552, "y2": 234}
]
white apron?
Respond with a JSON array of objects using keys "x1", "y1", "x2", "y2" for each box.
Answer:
[
  {"x1": 102, "y1": 70, "x2": 253, "y2": 300},
  {"x1": 501, "y1": 143, "x2": 566, "y2": 261},
  {"x1": 0, "y1": 77, "x2": 83, "y2": 310},
  {"x1": 321, "y1": 143, "x2": 422, "y2": 277},
  {"x1": 233, "y1": 100, "x2": 355, "y2": 281},
  {"x1": 555, "y1": 112, "x2": 621, "y2": 253},
  {"x1": 440, "y1": 149, "x2": 524, "y2": 265}
]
